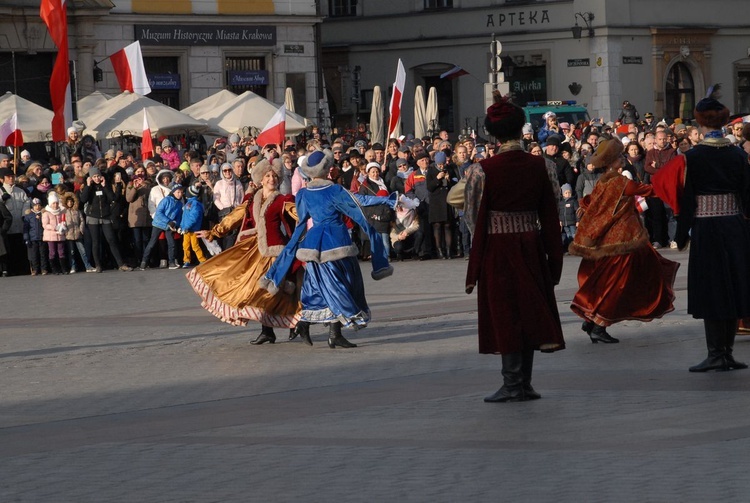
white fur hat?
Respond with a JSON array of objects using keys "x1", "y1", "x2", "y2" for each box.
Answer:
[
  {"x1": 299, "y1": 149, "x2": 333, "y2": 179},
  {"x1": 251, "y1": 157, "x2": 282, "y2": 185}
]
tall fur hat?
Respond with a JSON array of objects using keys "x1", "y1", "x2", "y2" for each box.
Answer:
[
  {"x1": 251, "y1": 157, "x2": 283, "y2": 186},
  {"x1": 590, "y1": 137, "x2": 624, "y2": 169},
  {"x1": 484, "y1": 91, "x2": 525, "y2": 141},
  {"x1": 694, "y1": 84, "x2": 730, "y2": 129},
  {"x1": 299, "y1": 149, "x2": 334, "y2": 179}
]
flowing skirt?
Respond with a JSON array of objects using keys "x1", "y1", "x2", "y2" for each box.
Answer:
[
  {"x1": 571, "y1": 245, "x2": 679, "y2": 327},
  {"x1": 300, "y1": 256, "x2": 370, "y2": 328},
  {"x1": 186, "y1": 235, "x2": 301, "y2": 328}
]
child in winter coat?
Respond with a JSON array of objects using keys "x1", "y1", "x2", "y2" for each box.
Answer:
[
  {"x1": 558, "y1": 183, "x2": 579, "y2": 252},
  {"x1": 179, "y1": 182, "x2": 207, "y2": 268},
  {"x1": 62, "y1": 192, "x2": 94, "y2": 273},
  {"x1": 41, "y1": 191, "x2": 67, "y2": 274},
  {"x1": 140, "y1": 184, "x2": 184, "y2": 270},
  {"x1": 23, "y1": 198, "x2": 49, "y2": 275}
]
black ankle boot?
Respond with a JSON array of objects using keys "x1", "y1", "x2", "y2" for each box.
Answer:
[
  {"x1": 293, "y1": 321, "x2": 312, "y2": 346},
  {"x1": 251, "y1": 325, "x2": 276, "y2": 345},
  {"x1": 485, "y1": 353, "x2": 525, "y2": 402},
  {"x1": 520, "y1": 349, "x2": 541, "y2": 400},
  {"x1": 589, "y1": 325, "x2": 619, "y2": 344},
  {"x1": 581, "y1": 320, "x2": 595, "y2": 335},
  {"x1": 327, "y1": 322, "x2": 356, "y2": 348}
]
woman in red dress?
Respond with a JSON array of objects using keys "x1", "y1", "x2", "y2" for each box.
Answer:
[{"x1": 569, "y1": 137, "x2": 679, "y2": 343}]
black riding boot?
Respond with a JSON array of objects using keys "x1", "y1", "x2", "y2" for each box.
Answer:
[
  {"x1": 689, "y1": 320, "x2": 728, "y2": 372},
  {"x1": 724, "y1": 320, "x2": 747, "y2": 370},
  {"x1": 251, "y1": 325, "x2": 276, "y2": 345},
  {"x1": 484, "y1": 353, "x2": 525, "y2": 403},
  {"x1": 327, "y1": 321, "x2": 357, "y2": 348},
  {"x1": 521, "y1": 349, "x2": 541, "y2": 400}
]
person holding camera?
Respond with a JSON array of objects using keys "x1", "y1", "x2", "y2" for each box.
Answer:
[
  {"x1": 537, "y1": 111, "x2": 562, "y2": 146},
  {"x1": 213, "y1": 162, "x2": 244, "y2": 249},
  {"x1": 426, "y1": 151, "x2": 458, "y2": 259},
  {"x1": 79, "y1": 168, "x2": 132, "y2": 272}
]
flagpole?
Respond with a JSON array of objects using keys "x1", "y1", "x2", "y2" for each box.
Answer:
[{"x1": 13, "y1": 148, "x2": 18, "y2": 176}]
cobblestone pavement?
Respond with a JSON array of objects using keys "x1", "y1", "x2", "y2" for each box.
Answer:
[{"x1": 2, "y1": 250, "x2": 750, "y2": 502}]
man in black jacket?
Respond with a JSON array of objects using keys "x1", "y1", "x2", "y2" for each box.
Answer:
[{"x1": 544, "y1": 136, "x2": 575, "y2": 193}]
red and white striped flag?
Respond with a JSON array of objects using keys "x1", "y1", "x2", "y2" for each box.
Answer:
[
  {"x1": 256, "y1": 105, "x2": 286, "y2": 147},
  {"x1": 0, "y1": 113, "x2": 23, "y2": 147},
  {"x1": 440, "y1": 65, "x2": 469, "y2": 80},
  {"x1": 141, "y1": 110, "x2": 154, "y2": 160},
  {"x1": 387, "y1": 59, "x2": 406, "y2": 139},
  {"x1": 110, "y1": 41, "x2": 152, "y2": 95},
  {"x1": 40, "y1": 0, "x2": 72, "y2": 142}
]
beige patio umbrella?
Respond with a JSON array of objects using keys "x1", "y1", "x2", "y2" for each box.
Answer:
[
  {"x1": 426, "y1": 86, "x2": 439, "y2": 137},
  {"x1": 0, "y1": 91, "x2": 54, "y2": 143},
  {"x1": 77, "y1": 91, "x2": 113, "y2": 118},
  {"x1": 284, "y1": 87, "x2": 296, "y2": 113},
  {"x1": 83, "y1": 91, "x2": 208, "y2": 139},
  {"x1": 369, "y1": 85, "x2": 384, "y2": 146},
  {"x1": 414, "y1": 85, "x2": 427, "y2": 139},
  {"x1": 206, "y1": 90, "x2": 307, "y2": 136},
  {"x1": 181, "y1": 89, "x2": 237, "y2": 118}
]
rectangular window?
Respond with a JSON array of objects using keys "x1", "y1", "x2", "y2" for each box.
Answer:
[
  {"x1": 424, "y1": 0, "x2": 453, "y2": 10},
  {"x1": 143, "y1": 56, "x2": 180, "y2": 108},
  {"x1": 330, "y1": 0, "x2": 357, "y2": 17},
  {"x1": 737, "y1": 69, "x2": 750, "y2": 115},
  {"x1": 286, "y1": 73, "x2": 306, "y2": 115}
]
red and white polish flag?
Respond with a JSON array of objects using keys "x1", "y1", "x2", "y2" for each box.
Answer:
[
  {"x1": 110, "y1": 41, "x2": 152, "y2": 95},
  {"x1": 141, "y1": 110, "x2": 154, "y2": 160},
  {"x1": 440, "y1": 65, "x2": 469, "y2": 80},
  {"x1": 256, "y1": 105, "x2": 286, "y2": 147},
  {"x1": 0, "y1": 113, "x2": 23, "y2": 147},
  {"x1": 40, "y1": 0, "x2": 72, "y2": 142},
  {"x1": 388, "y1": 59, "x2": 406, "y2": 139}
]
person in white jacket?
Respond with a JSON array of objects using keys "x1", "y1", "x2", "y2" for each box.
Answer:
[{"x1": 211, "y1": 163, "x2": 245, "y2": 249}]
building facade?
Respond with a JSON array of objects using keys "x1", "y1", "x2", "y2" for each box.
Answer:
[
  {"x1": 0, "y1": 0, "x2": 322, "y2": 132},
  {"x1": 320, "y1": 0, "x2": 750, "y2": 136}
]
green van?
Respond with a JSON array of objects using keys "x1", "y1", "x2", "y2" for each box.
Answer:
[{"x1": 523, "y1": 100, "x2": 590, "y2": 131}]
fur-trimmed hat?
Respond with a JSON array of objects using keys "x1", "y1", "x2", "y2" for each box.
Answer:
[
  {"x1": 590, "y1": 137, "x2": 624, "y2": 169},
  {"x1": 299, "y1": 149, "x2": 334, "y2": 179},
  {"x1": 251, "y1": 157, "x2": 283, "y2": 186}
]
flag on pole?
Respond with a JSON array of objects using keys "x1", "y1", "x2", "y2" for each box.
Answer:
[
  {"x1": 440, "y1": 65, "x2": 469, "y2": 80},
  {"x1": 387, "y1": 59, "x2": 406, "y2": 139},
  {"x1": 141, "y1": 110, "x2": 154, "y2": 160},
  {"x1": 256, "y1": 105, "x2": 286, "y2": 147},
  {"x1": 110, "y1": 41, "x2": 152, "y2": 95},
  {"x1": 40, "y1": 0, "x2": 72, "y2": 142},
  {"x1": 0, "y1": 113, "x2": 23, "y2": 147}
]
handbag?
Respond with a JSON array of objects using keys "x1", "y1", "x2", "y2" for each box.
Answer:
[{"x1": 446, "y1": 178, "x2": 466, "y2": 210}]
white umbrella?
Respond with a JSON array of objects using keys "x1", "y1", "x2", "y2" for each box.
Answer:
[
  {"x1": 83, "y1": 91, "x2": 208, "y2": 139},
  {"x1": 0, "y1": 91, "x2": 54, "y2": 143},
  {"x1": 369, "y1": 86, "x2": 384, "y2": 146},
  {"x1": 206, "y1": 90, "x2": 308, "y2": 136},
  {"x1": 284, "y1": 87, "x2": 296, "y2": 113},
  {"x1": 181, "y1": 89, "x2": 237, "y2": 118},
  {"x1": 414, "y1": 85, "x2": 427, "y2": 139},
  {"x1": 426, "y1": 86, "x2": 439, "y2": 137},
  {"x1": 77, "y1": 91, "x2": 113, "y2": 118}
]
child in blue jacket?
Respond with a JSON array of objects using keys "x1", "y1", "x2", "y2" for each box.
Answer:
[
  {"x1": 23, "y1": 198, "x2": 49, "y2": 275},
  {"x1": 140, "y1": 184, "x2": 184, "y2": 270},
  {"x1": 179, "y1": 183, "x2": 207, "y2": 268}
]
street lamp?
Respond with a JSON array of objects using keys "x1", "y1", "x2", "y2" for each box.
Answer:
[{"x1": 572, "y1": 12, "x2": 595, "y2": 39}]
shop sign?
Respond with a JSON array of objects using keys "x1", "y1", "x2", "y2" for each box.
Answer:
[
  {"x1": 567, "y1": 58, "x2": 590, "y2": 67},
  {"x1": 136, "y1": 25, "x2": 276, "y2": 46},
  {"x1": 622, "y1": 56, "x2": 643, "y2": 64},
  {"x1": 228, "y1": 70, "x2": 269, "y2": 86},
  {"x1": 148, "y1": 73, "x2": 181, "y2": 90}
]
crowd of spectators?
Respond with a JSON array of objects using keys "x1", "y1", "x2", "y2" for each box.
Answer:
[{"x1": 1, "y1": 103, "x2": 749, "y2": 277}]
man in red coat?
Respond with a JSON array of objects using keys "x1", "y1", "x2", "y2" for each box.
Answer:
[{"x1": 465, "y1": 92, "x2": 565, "y2": 402}]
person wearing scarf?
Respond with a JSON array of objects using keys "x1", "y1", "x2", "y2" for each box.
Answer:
[
  {"x1": 359, "y1": 162, "x2": 393, "y2": 258},
  {"x1": 464, "y1": 92, "x2": 565, "y2": 402},
  {"x1": 41, "y1": 191, "x2": 67, "y2": 275}
]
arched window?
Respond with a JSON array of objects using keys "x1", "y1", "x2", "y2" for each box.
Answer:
[{"x1": 665, "y1": 62, "x2": 695, "y2": 121}]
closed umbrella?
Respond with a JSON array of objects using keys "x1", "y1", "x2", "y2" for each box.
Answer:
[
  {"x1": 369, "y1": 85, "x2": 384, "y2": 146},
  {"x1": 426, "y1": 86, "x2": 439, "y2": 137},
  {"x1": 84, "y1": 91, "x2": 208, "y2": 139},
  {"x1": 284, "y1": 87, "x2": 296, "y2": 113},
  {"x1": 0, "y1": 92, "x2": 54, "y2": 143},
  {"x1": 414, "y1": 85, "x2": 427, "y2": 139}
]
